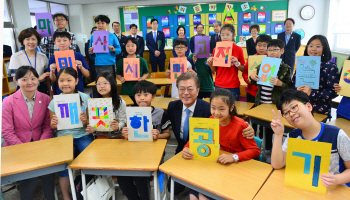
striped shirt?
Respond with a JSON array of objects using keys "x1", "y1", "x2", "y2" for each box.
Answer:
[{"x1": 260, "y1": 86, "x2": 273, "y2": 104}]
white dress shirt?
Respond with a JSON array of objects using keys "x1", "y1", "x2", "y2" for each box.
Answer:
[{"x1": 180, "y1": 100, "x2": 197, "y2": 139}]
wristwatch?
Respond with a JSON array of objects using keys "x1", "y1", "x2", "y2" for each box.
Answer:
[{"x1": 232, "y1": 154, "x2": 239, "y2": 163}]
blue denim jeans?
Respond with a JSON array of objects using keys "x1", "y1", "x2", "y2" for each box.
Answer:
[
  {"x1": 214, "y1": 86, "x2": 240, "y2": 101},
  {"x1": 58, "y1": 134, "x2": 94, "y2": 177}
]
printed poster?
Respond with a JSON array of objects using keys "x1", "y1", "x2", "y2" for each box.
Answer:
[
  {"x1": 53, "y1": 94, "x2": 83, "y2": 130},
  {"x1": 126, "y1": 107, "x2": 153, "y2": 141},
  {"x1": 193, "y1": 5, "x2": 202, "y2": 13},
  {"x1": 88, "y1": 98, "x2": 114, "y2": 131},
  {"x1": 257, "y1": 57, "x2": 282, "y2": 87},
  {"x1": 178, "y1": 6, "x2": 187, "y2": 14},
  {"x1": 170, "y1": 57, "x2": 187, "y2": 82},
  {"x1": 295, "y1": 56, "x2": 321, "y2": 89},
  {"x1": 209, "y1": 4, "x2": 217, "y2": 12},
  {"x1": 213, "y1": 41, "x2": 233, "y2": 67},
  {"x1": 123, "y1": 6, "x2": 139, "y2": 31}
]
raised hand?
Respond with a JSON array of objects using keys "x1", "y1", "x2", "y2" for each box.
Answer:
[{"x1": 271, "y1": 110, "x2": 284, "y2": 136}]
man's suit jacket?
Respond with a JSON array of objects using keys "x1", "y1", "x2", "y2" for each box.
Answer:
[
  {"x1": 210, "y1": 33, "x2": 221, "y2": 54},
  {"x1": 167, "y1": 99, "x2": 211, "y2": 154},
  {"x1": 128, "y1": 35, "x2": 145, "y2": 58},
  {"x1": 2, "y1": 90, "x2": 53, "y2": 147},
  {"x1": 278, "y1": 31, "x2": 301, "y2": 71},
  {"x1": 146, "y1": 31, "x2": 166, "y2": 61},
  {"x1": 115, "y1": 33, "x2": 127, "y2": 64}
]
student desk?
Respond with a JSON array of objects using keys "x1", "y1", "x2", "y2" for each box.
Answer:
[
  {"x1": 332, "y1": 95, "x2": 343, "y2": 109},
  {"x1": 151, "y1": 97, "x2": 178, "y2": 110},
  {"x1": 69, "y1": 139, "x2": 167, "y2": 200},
  {"x1": 159, "y1": 151, "x2": 273, "y2": 200},
  {"x1": 204, "y1": 99, "x2": 254, "y2": 117},
  {"x1": 87, "y1": 78, "x2": 172, "y2": 87},
  {"x1": 120, "y1": 95, "x2": 134, "y2": 106},
  {"x1": 254, "y1": 168, "x2": 350, "y2": 200},
  {"x1": 327, "y1": 118, "x2": 350, "y2": 137}
]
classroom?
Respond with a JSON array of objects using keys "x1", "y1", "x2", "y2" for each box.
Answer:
[{"x1": 1, "y1": 0, "x2": 350, "y2": 199}]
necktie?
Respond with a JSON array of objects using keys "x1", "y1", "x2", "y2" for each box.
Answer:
[
  {"x1": 215, "y1": 34, "x2": 218, "y2": 42},
  {"x1": 183, "y1": 108, "x2": 191, "y2": 142},
  {"x1": 153, "y1": 31, "x2": 157, "y2": 43}
]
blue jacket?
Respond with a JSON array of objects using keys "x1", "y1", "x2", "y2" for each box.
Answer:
[
  {"x1": 128, "y1": 35, "x2": 145, "y2": 58},
  {"x1": 89, "y1": 32, "x2": 121, "y2": 66},
  {"x1": 146, "y1": 31, "x2": 166, "y2": 61},
  {"x1": 278, "y1": 31, "x2": 301, "y2": 70}
]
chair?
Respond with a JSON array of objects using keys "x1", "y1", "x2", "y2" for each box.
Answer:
[
  {"x1": 254, "y1": 137, "x2": 263, "y2": 162},
  {"x1": 149, "y1": 72, "x2": 168, "y2": 97}
]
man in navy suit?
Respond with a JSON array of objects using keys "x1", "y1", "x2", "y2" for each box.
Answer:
[
  {"x1": 128, "y1": 24, "x2": 144, "y2": 57},
  {"x1": 277, "y1": 18, "x2": 301, "y2": 76},
  {"x1": 112, "y1": 21, "x2": 126, "y2": 65},
  {"x1": 210, "y1": 20, "x2": 222, "y2": 53},
  {"x1": 190, "y1": 24, "x2": 206, "y2": 53},
  {"x1": 146, "y1": 19, "x2": 166, "y2": 72}
]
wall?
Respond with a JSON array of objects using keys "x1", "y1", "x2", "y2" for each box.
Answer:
[{"x1": 68, "y1": 4, "x2": 86, "y2": 55}]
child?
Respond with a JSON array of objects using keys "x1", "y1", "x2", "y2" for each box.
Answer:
[
  {"x1": 116, "y1": 37, "x2": 149, "y2": 104},
  {"x1": 207, "y1": 24, "x2": 246, "y2": 101},
  {"x1": 120, "y1": 80, "x2": 171, "y2": 200},
  {"x1": 334, "y1": 55, "x2": 350, "y2": 120},
  {"x1": 89, "y1": 15, "x2": 121, "y2": 76},
  {"x1": 86, "y1": 72, "x2": 127, "y2": 139},
  {"x1": 292, "y1": 35, "x2": 339, "y2": 119},
  {"x1": 182, "y1": 88, "x2": 260, "y2": 200},
  {"x1": 48, "y1": 31, "x2": 90, "y2": 95},
  {"x1": 271, "y1": 89, "x2": 350, "y2": 187},
  {"x1": 190, "y1": 52, "x2": 214, "y2": 99},
  {"x1": 48, "y1": 67, "x2": 94, "y2": 200},
  {"x1": 165, "y1": 38, "x2": 197, "y2": 98}
]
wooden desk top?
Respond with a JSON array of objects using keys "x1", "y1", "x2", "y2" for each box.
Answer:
[
  {"x1": 332, "y1": 95, "x2": 343, "y2": 104},
  {"x1": 160, "y1": 151, "x2": 273, "y2": 200},
  {"x1": 1, "y1": 135, "x2": 73, "y2": 177},
  {"x1": 120, "y1": 95, "x2": 134, "y2": 106},
  {"x1": 69, "y1": 139, "x2": 167, "y2": 171},
  {"x1": 327, "y1": 118, "x2": 350, "y2": 137},
  {"x1": 244, "y1": 104, "x2": 328, "y2": 129},
  {"x1": 204, "y1": 99, "x2": 254, "y2": 116},
  {"x1": 151, "y1": 97, "x2": 178, "y2": 110},
  {"x1": 254, "y1": 168, "x2": 350, "y2": 200},
  {"x1": 87, "y1": 78, "x2": 172, "y2": 87}
]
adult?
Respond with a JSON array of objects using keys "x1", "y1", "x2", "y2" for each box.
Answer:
[
  {"x1": 146, "y1": 19, "x2": 166, "y2": 72},
  {"x1": 85, "y1": 26, "x2": 98, "y2": 83},
  {"x1": 19, "y1": 26, "x2": 42, "y2": 53},
  {"x1": 8, "y1": 28, "x2": 51, "y2": 96},
  {"x1": 277, "y1": 18, "x2": 301, "y2": 76},
  {"x1": 2, "y1": 66, "x2": 55, "y2": 200},
  {"x1": 128, "y1": 24, "x2": 144, "y2": 57},
  {"x1": 210, "y1": 20, "x2": 222, "y2": 53},
  {"x1": 173, "y1": 26, "x2": 190, "y2": 57},
  {"x1": 112, "y1": 21, "x2": 126, "y2": 65},
  {"x1": 246, "y1": 24, "x2": 260, "y2": 56},
  {"x1": 190, "y1": 24, "x2": 206, "y2": 53}
]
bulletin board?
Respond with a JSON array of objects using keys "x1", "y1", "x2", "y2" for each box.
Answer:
[{"x1": 119, "y1": 1, "x2": 289, "y2": 45}]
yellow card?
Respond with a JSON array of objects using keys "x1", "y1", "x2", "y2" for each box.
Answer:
[
  {"x1": 339, "y1": 60, "x2": 350, "y2": 97},
  {"x1": 248, "y1": 55, "x2": 266, "y2": 77},
  {"x1": 189, "y1": 118, "x2": 220, "y2": 161},
  {"x1": 285, "y1": 138, "x2": 332, "y2": 194}
]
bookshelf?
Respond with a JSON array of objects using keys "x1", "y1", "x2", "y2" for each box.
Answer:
[{"x1": 3, "y1": 57, "x2": 16, "y2": 96}]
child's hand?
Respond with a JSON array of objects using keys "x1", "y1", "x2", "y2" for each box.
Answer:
[
  {"x1": 297, "y1": 85, "x2": 312, "y2": 96},
  {"x1": 38, "y1": 72, "x2": 50, "y2": 82},
  {"x1": 250, "y1": 73, "x2": 259, "y2": 82},
  {"x1": 242, "y1": 122, "x2": 255, "y2": 139},
  {"x1": 122, "y1": 127, "x2": 129, "y2": 139},
  {"x1": 86, "y1": 125, "x2": 96, "y2": 133},
  {"x1": 76, "y1": 60, "x2": 82, "y2": 70},
  {"x1": 138, "y1": 77, "x2": 144, "y2": 81},
  {"x1": 216, "y1": 154, "x2": 234, "y2": 164},
  {"x1": 51, "y1": 114, "x2": 58, "y2": 129},
  {"x1": 119, "y1": 77, "x2": 126, "y2": 83},
  {"x1": 321, "y1": 173, "x2": 338, "y2": 187},
  {"x1": 165, "y1": 69, "x2": 171, "y2": 78},
  {"x1": 108, "y1": 45, "x2": 115, "y2": 52},
  {"x1": 110, "y1": 120, "x2": 119, "y2": 131},
  {"x1": 271, "y1": 110, "x2": 284, "y2": 136},
  {"x1": 270, "y1": 77, "x2": 282, "y2": 87},
  {"x1": 152, "y1": 129, "x2": 159, "y2": 140},
  {"x1": 187, "y1": 69, "x2": 197, "y2": 76},
  {"x1": 193, "y1": 54, "x2": 197, "y2": 63},
  {"x1": 89, "y1": 47, "x2": 94, "y2": 54},
  {"x1": 207, "y1": 57, "x2": 213, "y2": 64},
  {"x1": 80, "y1": 112, "x2": 88, "y2": 125},
  {"x1": 334, "y1": 83, "x2": 341, "y2": 93},
  {"x1": 231, "y1": 56, "x2": 239, "y2": 66},
  {"x1": 50, "y1": 63, "x2": 57, "y2": 72},
  {"x1": 182, "y1": 147, "x2": 194, "y2": 159}
]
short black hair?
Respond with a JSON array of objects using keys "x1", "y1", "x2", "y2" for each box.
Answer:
[
  {"x1": 90, "y1": 26, "x2": 97, "y2": 34},
  {"x1": 130, "y1": 24, "x2": 138, "y2": 29},
  {"x1": 174, "y1": 38, "x2": 188, "y2": 47},
  {"x1": 267, "y1": 39, "x2": 285, "y2": 49},
  {"x1": 95, "y1": 72, "x2": 121, "y2": 111},
  {"x1": 284, "y1": 18, "x2": 295, "y2": 25},
  {"x1": 249, "y1": 24, "x2": 260, "y2": 33},
  {"x1": 123, "y1": 37, "x2": 140, "y2": 55},
  {"x1": 112, "y1": 22, "x2": 120, "y2": 27},
  {"x1": 220, "y1": 24, "x2": 236, "y2": 42},
  {"x1": 15, "y1": 66, "x2": 39, "y2": 80},
  {"x1": 151, "y1": 19, "x2": 158, "y2": 24},
  {"x1": 176, "y1": 26, "x2": 186, "y2": 36},
  {"x1": 53, "y1": 31, "x2": 71, "y2": 41},
  {"x1": 276, "y1": 89, "x2": 310, "y2": 111},
  {"x1": 256, "y1": 35, "x2": 272, "y2": 46},
  {"x1": 94, "y1": 15, "x2": 110, "y2": 24},
  {"x1": 210, "y1": 88, "x2": 238, "y2": 117},
  {"x1": 196, "y1": 24, "x2": 204, "y2": 29},
  {"x1": 18, "y1": 28, "x2": 42, "y2": 46},
  {"x1": 133, "y1": 80, "x2": 157, "y2": 95},
  {"x1": 53, "y1": 13, "x2": 68, "y2": 22},
  {"x1": 304, "y1": 35, "x2": 332, "y2": 62}
]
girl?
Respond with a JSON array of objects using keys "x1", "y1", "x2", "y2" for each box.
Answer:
[
  {"x1": 292, "y1": 35, "x2": 339, "y2": 119},
  {"x1": 334, "y1": 56, "x2": 350, "y2": 120},
  {"x1": 116, "y1": 37, "x2": 149, "y2": 105},
  {"x1": 182, "y1": 88, "x2": 260, "y2": 200},
  {"x1": 48, "y1": 67, "x2": 93, "y2": 200},
  {"x1": 207, "y1": 24, "x2": 246, "y2": 101},
  {"x1": 173, "y1": 26, "x2": 190, "y2": 57},
  {"x1": 86, "y1": 72, "x2": 127, "y2": 138}
]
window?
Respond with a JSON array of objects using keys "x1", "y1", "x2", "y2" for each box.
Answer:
[{"x1": 3, "y1": 0, "x2": 16, "y2": 54}]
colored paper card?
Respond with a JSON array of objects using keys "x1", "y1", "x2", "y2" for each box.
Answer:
[
  {"x1": 178, "y1": 15, "x2": 186, "y2": 26},
  {"x1": 209, "y1": 4, "x2": 217, "y2": 12},
  {"x1": 189, "y1": 118, "x2": 220, "y2": 161},
  {"x1": 208, "y1": 14, "x2": 216, "y2": 25},
  {"x1": 123, "y1": 58, "x2": 140, "y2": 81},
  {"x1": 35, "y1": 13, "x2": 54, "y2": 37},
  {"x1": 242, "y1": 25, "x2": 250, "y2": 36},
  {"x1": 193, "y1": 5, "x2": 202, "y2": 14},
  {"x1": 285, "y1": 138, "x2": 331, "y2": 194},
  {"x1": 241, "y1": 2, "x2": 250, "y2": 11},
  {"x1": 161, "y1": 16, "x2": 169, "y2": 27},
  {"x1": 54, "y1": 50, "x2": 77, "y2": 72},
  {"x1": 193, "y1": 14, "x2": 201, "y2": 25},
  {"x1": 93, "y1": 31, "x2": 109, "y2": 53},
  {"x1": 259, "y1": 24, "x2": 266, "y2": 34},
  {"x1": 275, "y1": 23, "x2": 284, "y2": 34},
  {"x1": 248, "y1": 55, "x2": 266, "y2": 77},
  {"x1": 194, "y1": 36, "x2": 210, "y2": 58},
  {"x1": 295, "y1": 56, "x2": 321, "y2": 89},
  {"x1": 126, "y1": 107, "x2": 153, "y2": 141},
  {"x1": 53, "y1": 93, "x2": 83, "y2": 130},
  {"x1": 243, "y1": 12, "x2": 252, "y2": 23},
  {"x1": 163, "y1": 28, "x2": 170, "y2": 38},
  {"x1": 257, "y1": 57, "x2": 282, "y2": 87},
  {"x1": 209, "y1": 26, "x2": 215, "y2": 36},
  {"x1": 146, "y1": 16, "x2": 153, "y2": 27},
  {"x1": 88, "y1": 98, "x2": 114, "y2": 131},
  {"x1": 170, "y1": 57, "x2": 187, "y2": 82},
  {"x1": 213, "y1": 41, "x2": 233, "y2": 67},
  {"x1": 178, "y1": 6, "x2": 187, "y2": 14},
  {"x1": 257, "y1": 12, "x2": 266, "y2": 23},
  {"x1": 338, "y1": 60, "x2": 350, "y2": 97},
  {"x1": 166, "y1": 38, "x2": 173, "y2": 47}
]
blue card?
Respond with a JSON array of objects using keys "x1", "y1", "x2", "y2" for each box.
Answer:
[
  {"x1": 257, "y1": 57, "x2": 282, "y2": 87},
  {"x1": 295, "y1": 56, "x2": 321, "y2": 89}
]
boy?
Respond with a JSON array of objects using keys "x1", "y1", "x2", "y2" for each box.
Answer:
[
  {"x1": 48, "y1": 31, "x2": 90, "y2": 95},
  {"x1": 89, "y1": 15, "x2": 121, "y2": 76},
  {"x1": 271, "y1": 89, "x2": 350, "y2": 187},
  {"x1": 190, "y1": 52, "x2": 214, "y2": 99},
  {"x1": 165, "y1": 38, "x2": 197, "y2": 98}
]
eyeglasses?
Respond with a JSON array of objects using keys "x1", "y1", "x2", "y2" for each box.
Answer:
[
  {"x1": 307, "y1": 45, "x2": 323, "y2": 50},
  {"x1": 221, "y1": 33, "x2": 233, "y2": 37},
  {"x1": 178, "y1": 87, "x2": 195, "y2": 93},
  {"x1": 54, "y1": 19, "x2": 66, "y2": 22},
  {"x1": 282, "y1": 103, "x2": 305, "y2": 118},
  {"x1": 267, "y1": 48, "x2": 281, "y2": 53},
  {"x1": 175, "y1": 46, "x2": 186, "y2": 50},
  {"x1": 96, "y1": 82, "x2": 110, "y2": 87}
]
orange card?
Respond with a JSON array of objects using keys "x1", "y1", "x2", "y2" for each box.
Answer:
[
  {"x1": 54, "y1": 50, "x2": 77, "y2": 72},
  {"x1": 213, "y1": 41, "x2": 233, "y2": 67},
  {"x1": 123, "y1": 58, "x2": 140, "y2": 81},
  {"x1": 170, "y1": 57, "x2": 187, "y2": 82}
]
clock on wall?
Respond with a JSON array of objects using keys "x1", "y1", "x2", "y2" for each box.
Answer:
[{"x1": 300, "y1": 5, "x2": 315, "y2": 20}]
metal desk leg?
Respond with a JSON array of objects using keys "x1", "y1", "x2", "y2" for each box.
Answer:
[
  {"x1": 82, "y1": 170, "x2": 87, "y2": 200},
  {"x1": 67, "y1": 167, "x2": 77, "y2": 200},
  {"x1": 170, "y1": 178, "x2": 174, "y2": 200},
  {"x1": 153, "y1": 171, "x2": 159, "y2": 200}
]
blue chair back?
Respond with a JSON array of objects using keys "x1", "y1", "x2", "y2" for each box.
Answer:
[{"x1": 254, "y1": 137, "x2": 263, "y2": 161}]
